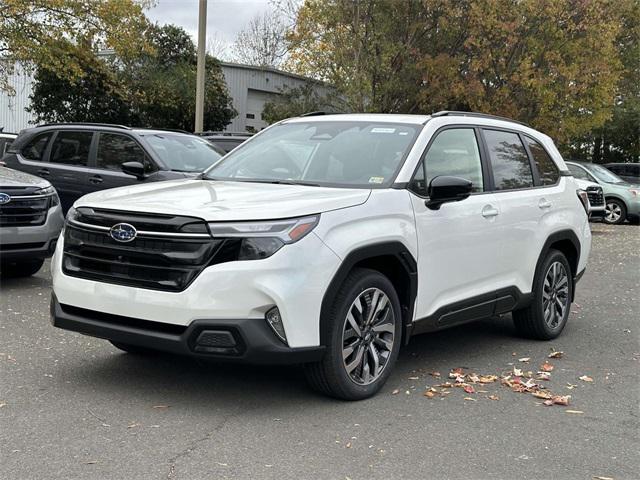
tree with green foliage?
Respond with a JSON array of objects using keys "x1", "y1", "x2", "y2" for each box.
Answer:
[
  {"x1": 0, "y1": 0, "x2": 151, "y2": 94},
  {"x1": 287, "y1": 0, "x2": 631, "y2": 147},
  {"x1": 28, "y1": 24, "x2": 236, "y2": 132}
]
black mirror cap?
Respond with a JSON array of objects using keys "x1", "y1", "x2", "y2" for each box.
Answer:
[
  {"x1": 425, "y1": 175, "x2": 473, "y2": 210},
  {"x1": 121, "y1": 161, "x2": 146, "y2": 179}
]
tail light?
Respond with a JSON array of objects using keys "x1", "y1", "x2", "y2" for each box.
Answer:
[{"x1": 577, "y1": 189, "x2": 589, "y2": 214}]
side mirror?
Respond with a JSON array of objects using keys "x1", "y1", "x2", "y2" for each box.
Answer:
[
  {"x1": 121, "y1": 161, "x2": 146, "y2": 180},
  {"x1": 425, "y1": 176, "x2": 473, "y2": 210}
]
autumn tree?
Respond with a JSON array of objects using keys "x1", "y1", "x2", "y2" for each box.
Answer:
[
  {"x1": 0, "y1": 0, "x2": 151, "y2": 93},
  {"x1": 287, "y1": 0, "x2": 629, "y2": 145},
  {"x1": 232, "y1": 10, "x2": 289, "y2": 67}
]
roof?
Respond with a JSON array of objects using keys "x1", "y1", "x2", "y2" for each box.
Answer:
[
  {"x1": 218, "y1": 61, "x2": 325, "y2": 85},
  {"x1": 283, "y1": 113, "x2": 431, "y2": 125}
]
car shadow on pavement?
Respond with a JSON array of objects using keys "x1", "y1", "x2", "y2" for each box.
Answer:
[{"x1": 62, "y1": 315, "x2": 525, "y2": 409}]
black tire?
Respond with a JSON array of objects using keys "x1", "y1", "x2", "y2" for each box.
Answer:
[
  {"x1": 513, "y1": 249, "x2": 573, "y2": 340},
  {"x1": 0, "y1": 258, "x2": 45, "y2": 278},
  {"x1": 110, "y1": 341, "x2": 157, "y2": 355},
  {"x1": 604, "y1": 198, "x2": 627, "y2": 225},
  {"x1": 304, "y1": 268, "x2": 402, "y2": 400}
]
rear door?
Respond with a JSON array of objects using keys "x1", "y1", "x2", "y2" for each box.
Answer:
[
  {"x1": 87, "y1": 132, "x2": 157, "y2": 192},
  {"x1": 48, "y1": 130, "x2": 93, "y2": 212},
  {"x1": 481, "y1": 128, "x2": 561, "y2": 295}
]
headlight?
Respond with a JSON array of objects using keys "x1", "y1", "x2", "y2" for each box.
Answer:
[
  {"x1": 208, "y1": 215, "x2": 320, "y2": 260},
  {"x1": 36, "y1": 185, "x2": 59, "y2": 206},
  {"x1": 66, "y1": 206, "x2": 77, "y2": 221}
]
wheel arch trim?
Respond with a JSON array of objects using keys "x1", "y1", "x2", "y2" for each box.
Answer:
[{"x1": 319, "y1": 241, "x2": 418, "y2": 347}]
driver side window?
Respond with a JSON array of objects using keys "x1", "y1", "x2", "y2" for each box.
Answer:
[{"x1": 410, "y1": 128, "x2": 484, "y2": 196}]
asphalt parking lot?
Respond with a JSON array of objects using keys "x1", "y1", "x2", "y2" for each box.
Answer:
[{"x1": 1, "y1": 223, "x2": 638, "y2": 480}]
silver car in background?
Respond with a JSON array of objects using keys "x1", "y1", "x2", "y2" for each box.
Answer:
[{"x1": 0, "y1": 166, "x2": 64, "y2": 277}]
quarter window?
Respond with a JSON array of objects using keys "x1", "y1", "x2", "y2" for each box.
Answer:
[
  {"x1": 96, "y1": 133, "x2": 149, "y2": 171},
  {"x1": 412, "y1": 128, "x2": 484, "y2": 195},
  {"x1": 525, "y1": 136, "x2": 559, "y2": 185},
  {"x1": 21, "y1": 133, "x2": 52, "y2": 161},
  {"x1": 50, "y1": 131, "x2": 93, "y2": 166},
  {"x1": 484, "y1": 129, "x2": 533, "y2": 190}
]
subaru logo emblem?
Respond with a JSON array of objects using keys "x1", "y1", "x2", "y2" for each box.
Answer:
[
  {"x1": 110, "y1": 223, "x2": 137, "y2": 242},
  {"x1": 0, "y1": 193, "x2": 10, "y2": 205}
]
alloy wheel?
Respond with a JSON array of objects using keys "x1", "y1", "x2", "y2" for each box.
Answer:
[
  {"x1": 542, "y1": 261, "x2": 569, "y2": 329},
  {"x1": 342, "y1": 288, "x2": 395, "y2": 385},
  {"x1": 605, "y1": 201, "x2": 622, "y2": 223}
]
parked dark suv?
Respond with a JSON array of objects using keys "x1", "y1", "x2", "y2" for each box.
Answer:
[
  {"x1": 4, "y1": 124, "x2": 224, "y2": 213},
  {"x1": 603, "y1": 163, "x2": 640, "y2": 184}
]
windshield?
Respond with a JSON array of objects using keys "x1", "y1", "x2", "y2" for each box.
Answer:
[
  {"x1": 588, "y1": 164, "x2": 625, "y2": 184},
  {"x1": 204, "y1": 121, "x2": 420, "y2": 187},
  {"x1": 145, "y1": 134, "x2": 223, "y2": 172}
]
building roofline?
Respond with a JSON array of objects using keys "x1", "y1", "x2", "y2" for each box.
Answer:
[{"x1": 218, "y1": 61, "x2": 326, "y2": 85}]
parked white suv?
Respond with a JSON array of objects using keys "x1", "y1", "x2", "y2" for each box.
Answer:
[{"x1": 51, "y1": 112, "x2": 591, "y2": 400}]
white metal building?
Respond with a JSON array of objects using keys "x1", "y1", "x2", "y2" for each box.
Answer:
[{"x1": 0, "y1": 61, "x2": 326, "y2": 133}]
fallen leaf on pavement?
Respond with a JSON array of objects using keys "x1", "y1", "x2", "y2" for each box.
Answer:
[
  {"x1": 513, "y1": 367, "x2": 523, "y2": 377},
  {"x1": 541, "y1": 362, "x2": 554, "y2": 372},
  {"x1": 536, "y1": 372, "x2": 551, "y2": 381},
  {"x1": 424, "y1": 391, "x2": 436, "y2": 398},
  {"x1": 463, "y1": 385, "x2": 475, "y2": 394},
  {"x1": 488, "y1": 395, "x2": 499, "y2": 401},
  {"x1": 429, "y1": 371, "x2": 441, "y2": 377},
  {"x1": 518, "y1": 357, "x2": 530, "y2": 362},
  {"x1": 592, "y1": 476, "x2": 614, "y2": 480},
  {"x1": 391, "y1": 389, "x2": 400, "y2": 395},
  {"x1": 566, "y1": 383, "x2": 578, "y2": 390},
  {"x1": 548, "y1": 350, "x2": 564, "y2": 359},
  {"x1": 408, "y1": 376, "x2": 419, "y2": 380},
  {"x1": 479, "y1": 375, "x2": 498, "y2": 383},
  {"x1": 565, "y1": 410, "x2": 584, "y2": 414},
  {"x1": 532, "y1": 391, "x2": 553, "y2": 400},
  {"x1": 127, "y1": 422, "x2": 140, "y2": 429},
  {"x1": 86, "y1": 461, "x2": 98, "y2": 465},
  {"x1": 579, "y1": 375, "x2": 594, "y2": 382},
  {"x1": 345, "y1": 442, "x2": 352, "y2": 448},
  {"x1": 463, "y1": 397, "x2": 477, "y2": 401}
]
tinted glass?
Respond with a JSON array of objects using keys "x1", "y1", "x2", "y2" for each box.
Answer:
[
  {"x1": 21, "y1": 133, "x2": 52, "y2": 161},
  {"x1": 145, "y1": 134, "x2": 223, "y2": 172},
  {"x1": 568, "y1": 164, "x2": 593, "y2": 181},
  {"x1": 96, "y1": 133, "x2": 146, "y2": 171},
  {"x1": 525, "y1": 136, "x2": 559, "y2": 185},
  {"x1": 589, "y1": 164, "x2": 624, "y2": 183},
  {"x1": 484, "y1": 130, "x2": 533, "y2": 190},
  {"x1": 205, "y1": 122, "x2": 420, "y2": 188},
  {"x1": 413, "y1": 128, "x2": 483, "y2": 195},
  {"x1": 50, "y1": 131, "x2": 92, "y2": 166}
]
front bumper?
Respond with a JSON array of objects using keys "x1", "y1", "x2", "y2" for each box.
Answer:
[{"x1": 51, "y1": 295, "x2": 325, "y2": 364}]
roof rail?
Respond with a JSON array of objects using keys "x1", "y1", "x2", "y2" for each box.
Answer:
[
  {"x1": 37, "y1": 122, "x2": 132, "y2": 130},
  {"x1": 430, "y1": 111, "x2": 530, "y2": 127}
]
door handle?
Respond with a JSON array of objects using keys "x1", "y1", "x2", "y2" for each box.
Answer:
[
  {"x1": 538, "y1": 198, "x2": 552, "y2": 209},
  {"x1": 481, "y1": 205, "x2": 499, "y2": 218},
  {"x1": 89, "y1": 175, "x2": 103, "y2": 184},
  {"x1": 37, "y1": 168, "x2": 50, "y2": 176}
]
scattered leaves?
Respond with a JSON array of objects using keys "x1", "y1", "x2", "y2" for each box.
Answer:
[
  {"x1": 548, "y1": 350, "x2": 564, "y2": 359},
  {"x1": 463, "y1": 385, "x2": 475, "y2": 394},
  {"x1": 543, "y1": 395, "x2": 571, "y2": 406},
  {"x1": 579, "y1": 375, "x2": 594, "y2": 383},
  {"x1": 540, "y1": 362, "x2": 554, "y2": 372}
]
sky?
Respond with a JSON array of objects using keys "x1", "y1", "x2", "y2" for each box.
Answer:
[{"x1": 145, "y1": 0, "x2": 272, "y2": 58}]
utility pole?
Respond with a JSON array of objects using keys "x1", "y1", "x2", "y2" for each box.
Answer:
[{"x1": 194, "y1": 0, "x2": 207, "y2": 133}]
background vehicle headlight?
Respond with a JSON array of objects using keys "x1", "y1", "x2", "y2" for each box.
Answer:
[
  {"x1": 36, "y1": 185, "x2": 60, "y2": 206},
  {"x1": 208, "y1": 215, "x2": 320, "y2": 260}
]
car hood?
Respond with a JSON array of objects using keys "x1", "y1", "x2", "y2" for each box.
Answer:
[
  {"x1": 74, "y1": 179, "x2": 371, "y2": 221},
  {"x1": 0, "y1": 166, "x2": 51, "y2": 188}
]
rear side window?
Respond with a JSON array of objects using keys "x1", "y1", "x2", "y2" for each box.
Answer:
[
  {"x1": 525, "y1": 136, "x2": 559, "y2": 185},
  {"x1": 50, "y1": 131, "x2": 93, "y2": 166},
  {"x1": 417, "y1": 128, "x2": 484, "y2": 194},
  {"x1": 21, "y1": 133, "x2": 52, "y2": 161},
  {"x1": 484, "y1": 129, "x2": 533, "y2": 190},
  {"x1": 96, "y1": 133, "x2": 149, "y2": 171},
  {"x1": 567, "y1": 164, "x2": 594, "y2": 182}
]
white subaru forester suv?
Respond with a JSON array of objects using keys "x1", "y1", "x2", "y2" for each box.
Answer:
[{"x1": 51, "y1": 112, "x2": 591, "y2": 400}]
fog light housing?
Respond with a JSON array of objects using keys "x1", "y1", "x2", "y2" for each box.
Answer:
[{"x1": 265, "y1": 307, "x2": 287, "y2": 345}]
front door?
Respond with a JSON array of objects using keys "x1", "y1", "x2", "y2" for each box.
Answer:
[{"x1": 409, "y1": 127, "x2": 504, "y2": 327}]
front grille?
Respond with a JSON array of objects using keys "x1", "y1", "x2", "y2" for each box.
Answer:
[
  {"x1": 0, "y1": 191, "x2": 50, "y2": 227},
  {"x1": 62, "y1": 209, "x2": 222, "y2": 292},
  {"x1": 586, "y1": 186, "x2": 604, "y2": 207}
]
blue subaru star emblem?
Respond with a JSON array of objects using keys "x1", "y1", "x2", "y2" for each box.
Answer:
[
  {"x1": 110, "y1": 223, "x2": 137, "y2": 242},
  {"x1": 0, "y1": 193, "x2": 10, "y2": 205}
]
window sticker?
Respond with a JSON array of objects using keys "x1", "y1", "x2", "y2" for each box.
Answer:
[
  {"x1": 369, "y1": 176, "x2": 385, "y2": 184},
  {"x1": 371, "y1": 128, "x2": 396, "y2": 134}
]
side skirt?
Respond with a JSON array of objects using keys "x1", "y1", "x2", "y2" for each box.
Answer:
[{"x1": 409, "y1": 287, "x2": 533, "y2": 336}]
